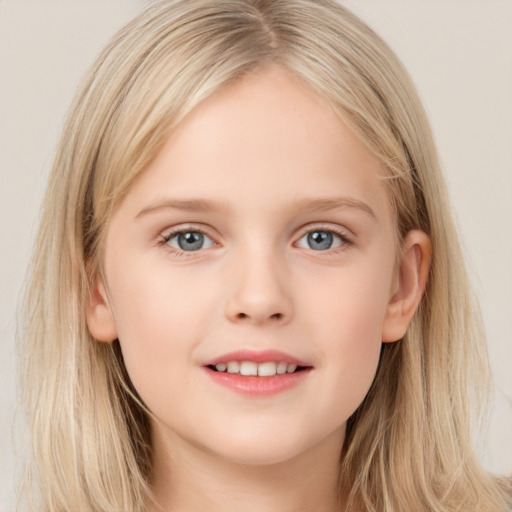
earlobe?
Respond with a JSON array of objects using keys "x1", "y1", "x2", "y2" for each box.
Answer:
[
  {"x1": 86, "y1": 274, "x2": 118, "y2": 343},
  {"x1": 381, "y1": 230, "x2": 431, "y2": 343}
]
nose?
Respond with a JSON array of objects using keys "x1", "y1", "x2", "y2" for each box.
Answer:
[{"x1": 224, "y1": 247, "x2": 293, "y2": 326}]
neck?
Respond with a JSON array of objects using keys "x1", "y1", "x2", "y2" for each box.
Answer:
[{"x1": 148, "y1": 425, "x2": 346, "y2": 512}]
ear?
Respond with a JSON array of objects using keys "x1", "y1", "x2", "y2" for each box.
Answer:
[
  {"x1": 381, "y1": 230, "x2": 431, "y2": 343},
  {"x1": 86, "y1": 274, "x2": 118, "y2": 343}
]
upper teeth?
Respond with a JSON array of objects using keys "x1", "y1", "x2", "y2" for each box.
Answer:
[{"x1": 214, "y1": 361, "x2": 298, "y2": 376}]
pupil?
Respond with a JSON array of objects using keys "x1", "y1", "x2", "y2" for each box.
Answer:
[
  {"x1": 178, "y1": 232, "x2": 203, "y2": 251},
  {"x1": 308, "y1": 231, "x2": 332, "y2": 250}
]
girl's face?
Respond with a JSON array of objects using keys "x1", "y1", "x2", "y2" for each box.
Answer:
[{"x1": 88, "y1": 65, "x2": 426, "y2": 466}]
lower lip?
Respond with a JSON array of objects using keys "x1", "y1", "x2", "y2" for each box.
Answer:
[{"x1": 203, "y1": 367, "x2": 312, "y2": 397}]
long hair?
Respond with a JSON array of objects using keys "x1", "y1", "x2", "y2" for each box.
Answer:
[{"x1": 19, "y1": 1, "x2": 512, "y2": 510}]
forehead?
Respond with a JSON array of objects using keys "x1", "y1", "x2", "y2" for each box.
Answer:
[{"x1": 119, "y1": 65, "x2": 392, "y2": 224}]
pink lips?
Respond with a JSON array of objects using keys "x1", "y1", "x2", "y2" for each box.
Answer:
[
  {"x1": 202, "y1": 349, "x2": 311, "y2": 367},
  {"x1": 202, "y1": 349, "x2": 313, "y2": 397}
]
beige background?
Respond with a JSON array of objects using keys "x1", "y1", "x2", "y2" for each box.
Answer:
[{"x1": 1, "y1": 1, "x2": 511, "y2": 509}]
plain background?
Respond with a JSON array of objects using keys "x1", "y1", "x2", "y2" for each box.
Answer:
[{"x1": 1, "y1": 1, "x2": 511, "y2": 510}]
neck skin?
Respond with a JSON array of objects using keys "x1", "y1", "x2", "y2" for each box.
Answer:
[{"x1": 148, "y1": 424, "x2": 346, "y2": 512}]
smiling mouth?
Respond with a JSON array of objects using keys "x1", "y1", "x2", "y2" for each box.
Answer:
[
  {"x1": 203, "y1": 352, "x2": 313, "y2": 396},
  {"x1": 206, "y1": 361, "x2": 310, "y2": 377}
]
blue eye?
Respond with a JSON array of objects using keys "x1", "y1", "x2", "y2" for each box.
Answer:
[
  {"x1": 296, "y1": 230, "x2": 346, "y2": 251},
  {"x1": 166, "y1": 231, "x2": 215, "y2": 252}
]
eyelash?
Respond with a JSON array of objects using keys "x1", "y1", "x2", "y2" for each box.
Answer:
[
  {"x1": 158, "y1": 224, "x2": 353, "y2": 257},
  {"x1": 296, "y1": 224, "x2": 353, "y2": 253},
  {"x1": 158, "y1": 226, "x2": 214, "y2": 257}
]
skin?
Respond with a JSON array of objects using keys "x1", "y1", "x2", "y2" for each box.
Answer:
[{"x1": 87, "y1": 65, "x2": 430, "y2": 512}]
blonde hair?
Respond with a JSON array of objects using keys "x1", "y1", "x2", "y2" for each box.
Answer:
[{"x1": 19, "y1": 0, "x2": 512, "y2": 511}]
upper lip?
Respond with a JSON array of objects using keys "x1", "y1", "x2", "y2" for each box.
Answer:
[{"x1": 202, "y1": 349, "x2": 312, "y2": 367}]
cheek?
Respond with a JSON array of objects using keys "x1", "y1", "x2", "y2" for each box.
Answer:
[
  {"x1": 304, "y1": 256, "x2": 393, "y2": 347},
  {"x1": 106, "y1": 263, "x2": 210, "y2": 407},
  {"x1": 300, "y1": 260, "x2": 393, "y2": 416}
]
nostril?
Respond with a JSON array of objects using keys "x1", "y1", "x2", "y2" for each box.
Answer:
[{"x1": 232, "y1": 311, "x2": 286, "y2": 322}]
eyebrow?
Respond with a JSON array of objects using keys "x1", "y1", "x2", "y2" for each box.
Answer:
[
  {"x1": 293, "y1": 197, "x2": 376, "y2": 220},
  {"x1": 136, "y1": 199, "x2": 229, "y2": 218},
  {"x1": 135, "y1": 196, "x2": 376, "y2": 220}
]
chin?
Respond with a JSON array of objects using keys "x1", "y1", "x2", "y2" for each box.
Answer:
[
  {"x1": 197, "y1": 422, "x2": 332, "y2": 467},
  {"x1": 212, "y1": 441, "x2": 309, "y2": 467}
]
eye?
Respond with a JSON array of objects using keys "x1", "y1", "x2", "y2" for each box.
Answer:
[
  {"x1": 296, "y1": 229, "x2": 348, "y2": 251},
  {"x1": 164, "y1": 230, "x2": 215, "y2": 252}
]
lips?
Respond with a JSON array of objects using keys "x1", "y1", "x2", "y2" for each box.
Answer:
[
  {"x1": 202, "y1": 349, "x2": 313, "y2": 396},
  {"x1": 203, "y1": 349, "x2": 311, "y2": 368}
]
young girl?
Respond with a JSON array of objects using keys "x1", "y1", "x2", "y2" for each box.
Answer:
[{"x1": 18, "y1": 0, "x2": 512, "y2": 511}]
